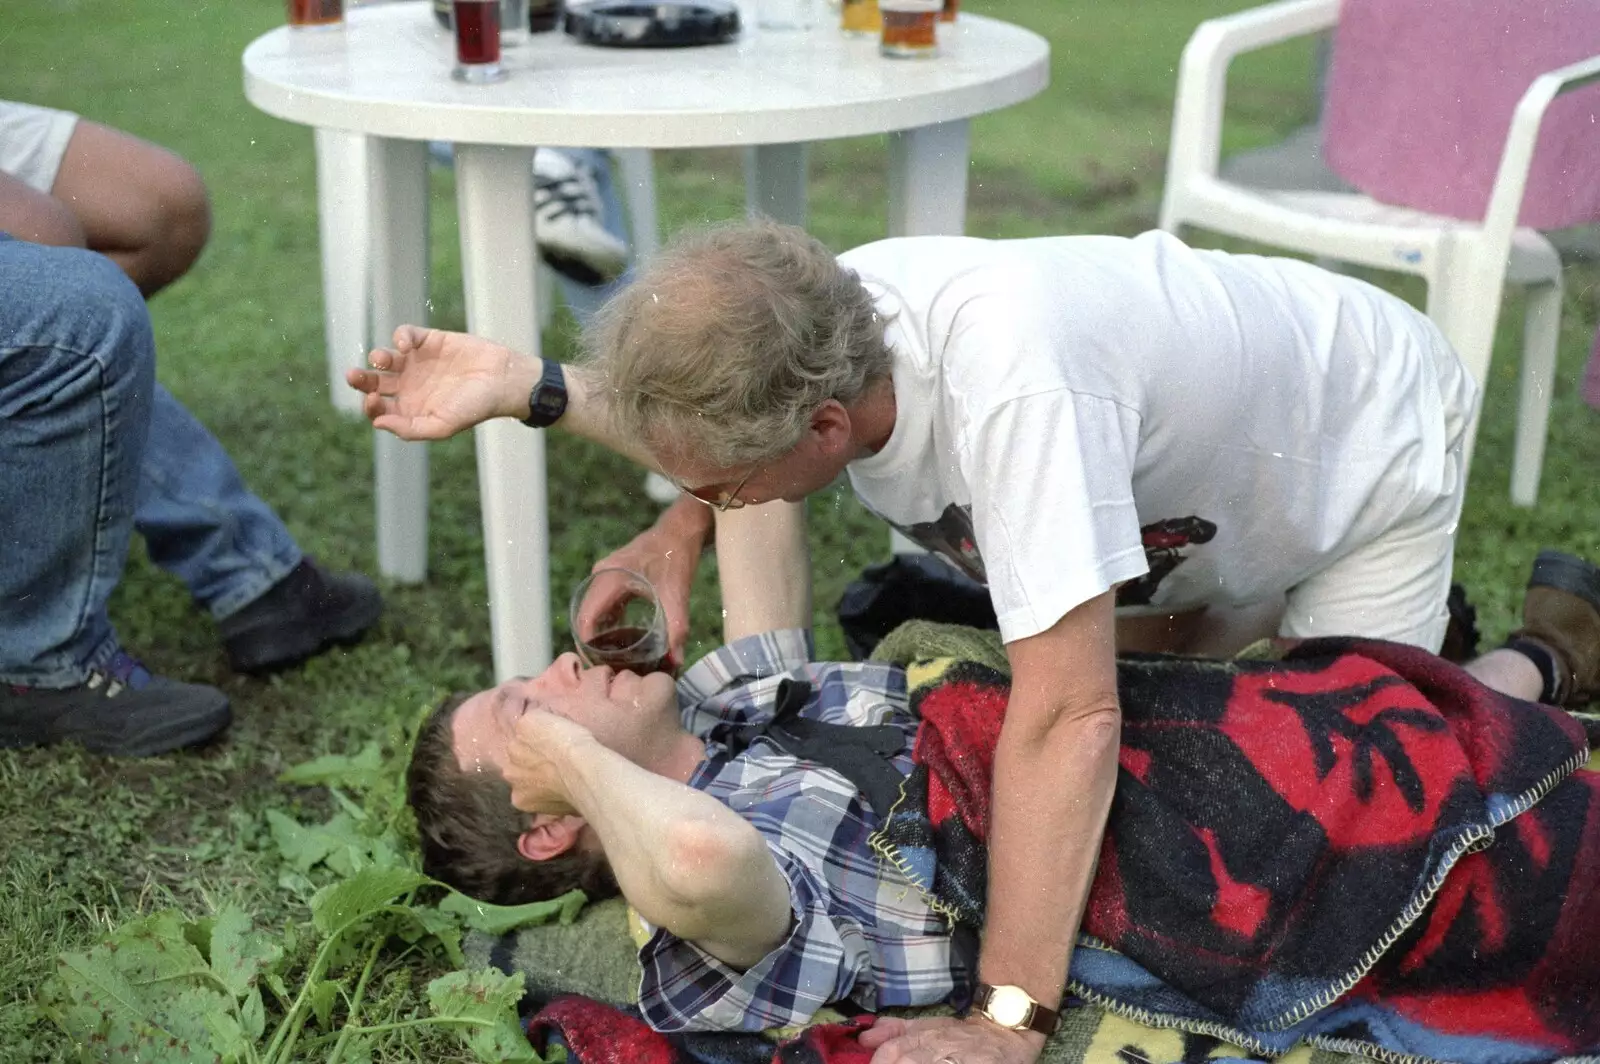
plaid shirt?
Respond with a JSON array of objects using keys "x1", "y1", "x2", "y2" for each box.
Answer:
[{"x1": 636, "y1": 629, "x2": 959, "y2": 1033}]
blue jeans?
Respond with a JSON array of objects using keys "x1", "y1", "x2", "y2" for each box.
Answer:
[{"x1": 0, "y1": 238, "x2": 299, "y2": 686}]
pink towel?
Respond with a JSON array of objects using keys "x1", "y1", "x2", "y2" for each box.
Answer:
[{"x1": 1322, "y1": 0, "x2": 1600, "y2": 229}]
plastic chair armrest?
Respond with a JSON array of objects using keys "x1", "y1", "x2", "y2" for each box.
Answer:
[
  {"x1": 1481, "y1": 55, "x2": 1600, "y2": 251},
  {"x1": 1168, "y1": 0, "x2": 1340, "y2": 184}
]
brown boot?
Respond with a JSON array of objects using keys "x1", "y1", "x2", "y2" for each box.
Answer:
[{"x1": 1507, "y1": 550, "x2": 1600, "y2": 708}]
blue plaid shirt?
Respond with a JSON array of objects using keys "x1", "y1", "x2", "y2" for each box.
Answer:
[{"x1": 636, "y1": 629, "x2": 959, "y2": 1032}]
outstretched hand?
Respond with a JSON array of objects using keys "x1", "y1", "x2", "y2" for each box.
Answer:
[
  {"x1": 345, "y1": 325, "x2": 538, "y2": 440},
  {"x1": 858, "y1": 1015, "x2": 1045, "y2": 1064}
]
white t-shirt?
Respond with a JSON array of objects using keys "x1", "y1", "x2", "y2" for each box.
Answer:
[{"x1": 839, "y1": 232, "x2": 1476, "y2": 643}]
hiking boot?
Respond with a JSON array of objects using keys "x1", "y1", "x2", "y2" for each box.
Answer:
[
  {"x1": 533, "y1": 148, "x2": 629, "y2": 286},
  {"x1": 0, "y1": 651, "x2": 231, "y2": 757},
  {"x1": 219, "y1": 559, "x2": 384, "y2": 675},
  {"x1": 1507, "y1": 550, "x2": 1600, "y2": 708}
]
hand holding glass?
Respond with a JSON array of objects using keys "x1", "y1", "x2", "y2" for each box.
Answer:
[{"x1": 570, "y1": 568, "x2": 673, "y2": 674}]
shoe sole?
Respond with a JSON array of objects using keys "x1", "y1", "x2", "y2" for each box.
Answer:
[
  {"x1": 540, "y1": 248, "x2": 613, "y2": 287},
  {"x1": 77, "y1": 701, "x2": 233, "y2": 758},
  {"x1": 0, "y1": 699, "x2": 233, "y2": 759},
  {"x1": 227, "y1": 594, "x2": 386, "y2": 675},
  {"x1": 1530, "y1": 550, "x2": 1600, "y2": 613}
]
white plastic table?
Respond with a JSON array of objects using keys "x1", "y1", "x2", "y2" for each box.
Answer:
[{"x1": 242, "y1": 1, "x2": 1049, "y2": 680}]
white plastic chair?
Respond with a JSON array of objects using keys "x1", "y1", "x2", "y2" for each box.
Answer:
[{"x1": 1158, "y1": 0, "x2": 1600, "y2": 506}]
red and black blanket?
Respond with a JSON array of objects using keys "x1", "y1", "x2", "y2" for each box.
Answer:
[{"x1": 524, "y1": 637, "x2": 1600, "y2": 1064}]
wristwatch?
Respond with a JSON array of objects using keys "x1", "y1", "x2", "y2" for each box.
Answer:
[
  {"x1": 971, "y1": 983, "x2": 1061, "y2": 1037},
  {"x1": 522, "y1": 358, "x2": 569, "y2": 428}
]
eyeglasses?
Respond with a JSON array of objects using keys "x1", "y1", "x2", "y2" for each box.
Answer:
[{"x1": 675, "y1": 465, "x2": 758, "y2": 512}]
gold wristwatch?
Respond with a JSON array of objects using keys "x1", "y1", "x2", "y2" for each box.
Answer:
[{"x1": 972, "y1": 983, "x2": 1061, "y2": 1036}]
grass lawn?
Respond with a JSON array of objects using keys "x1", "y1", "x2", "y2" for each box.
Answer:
[{"x1": 2, "y1": 0, "x2": 1597, "y2": 1059}]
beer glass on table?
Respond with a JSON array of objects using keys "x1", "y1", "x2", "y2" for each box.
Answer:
[
  {"x1": 569, "y1": 569, "x2": 673, "y2": 675},
  {"x1": 879, "y1": 0, "x2": 939, "y2": 57},
  {"x1": 451, "y1": 0, "x2": 508, "y2": 82},
  {"x1": 840, "y1": 0, "x2": 880, "y2": 37},
  {"x1": 285, "y1": 0, "x2": 343, "y2": 28}
]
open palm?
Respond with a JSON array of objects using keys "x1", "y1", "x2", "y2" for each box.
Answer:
[{"x1": 346, "y1": 325, "x2": 531, "y2": 440}]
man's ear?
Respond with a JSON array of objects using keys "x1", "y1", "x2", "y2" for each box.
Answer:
[
  {"x1": 516, "y1": 814, "x2": 587, "y2": 862},
  {"x1": 808, "y1": 399, "x2": 853, "y2": 458}
]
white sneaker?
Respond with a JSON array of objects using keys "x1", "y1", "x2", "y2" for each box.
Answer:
[{"x1": 533, "y1": 148, "x2": 630, "y2": 286}]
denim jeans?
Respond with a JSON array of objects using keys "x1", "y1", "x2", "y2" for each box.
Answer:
[{"x1": 0, "y1": 238, "x2": 299, "y2": 686}]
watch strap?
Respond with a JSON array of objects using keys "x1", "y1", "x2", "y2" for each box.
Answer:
[
  {"x1": 973, "y1": 983, "x2": 1061, "y2": 1037},
  {"x1": 522, "y1": 358, "x2": 569, "y2": 428}
]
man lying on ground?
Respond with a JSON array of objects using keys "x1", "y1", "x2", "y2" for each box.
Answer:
[{"x1": 408, "y1": 552, "x2": 1600, "y2": 1064}]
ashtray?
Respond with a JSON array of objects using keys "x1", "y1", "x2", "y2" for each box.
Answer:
[{"x1": 564, "y1": 0, "x2": 741, "y2": 47}]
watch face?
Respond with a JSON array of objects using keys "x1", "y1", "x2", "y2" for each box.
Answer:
[{"x1": 987, "y1": 985, "x2": 1032, "y2": 1028}]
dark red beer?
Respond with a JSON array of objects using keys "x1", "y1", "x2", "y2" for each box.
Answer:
[
  {"x1": 582, "y1": 626, "x2": 671, "y2": 675},
  {"x1": 452, "y1": 0, "x2": 502, "y2": 65},
  {"x1": 286, "y1": 0, "x2": 342, "y2": 27}
]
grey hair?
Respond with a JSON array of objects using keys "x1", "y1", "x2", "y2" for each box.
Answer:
[{"x1": 583, "y1": 217, "x2": 893, "y2": 469}]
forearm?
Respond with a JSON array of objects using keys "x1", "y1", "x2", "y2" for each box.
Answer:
[
  {"x1": 981, "y1": 707, "x2": 1120, "y2": 1004},
  {"x1": 652, "y1": 493, "x2": 715, "y2": 556},
  {"x1": 557, "y1": 733, "x2": 789, "y2": 962},
  {"x1": 981, "y1": 591, "x2": 1121, "y2": 1013},
  {"x1": 0, "y1": 172, "x2": 86, "y2": 247},
  {"x1": 715, "y1": 500, "x2": 812, "y2": 641},
  {"x1": 468, "y1": 343, "x2": 658, "y2": 467},
  {"x1": 557, "y1": 361, "x2": 658, "y2": 468}
]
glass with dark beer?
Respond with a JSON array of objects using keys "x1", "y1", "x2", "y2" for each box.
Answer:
[
  {"x1": 879, "y1": 0, "x2": 939, "y2": 57},
  {"x1": 451, "y1": 0, "x2": 507, "y2": 82},
  {"x1": 569, "y1": 569, "x2": 673, "y2": 675},
  {"x1": 285, "y1": 0, "x2": 343, "y2": 29}
]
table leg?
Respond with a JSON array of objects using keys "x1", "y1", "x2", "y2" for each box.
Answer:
[
  {"x1": 313, "y1": 128, "x2": 371, "y2": 418},
  {"x1": 887, "y1": 119, "x2": 970, "y2": 237},
  {"x1": 454, "y1": 143, "x2": 551, "y2": 681},
  {"x1": 368, "y1": 136, "x2": 431, "y2": 585},
  {"x1": 886, "y1": 119, "x2": 970, "y2": 556},
  {"x1": 745, "y1": 143, "x2": 809, "y2": 226}
]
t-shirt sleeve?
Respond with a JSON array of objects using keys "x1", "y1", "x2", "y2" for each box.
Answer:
[
  {"x1": 964, "y1": 390, "x2": 1150, "y2": 642},
  {"x1": 636, "y1": 841, "x2": 867, "y2": 1032}
]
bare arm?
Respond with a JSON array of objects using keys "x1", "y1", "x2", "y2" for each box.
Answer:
[
  {"x1": 509, "y1": 710, "x2": 792, "y2": 968},
  {"x1": 0, "y1": 170, "x2": 86, "y2": 247},
  {"x1": 714, "y1": 500, "x2": 812, "y2": 641},
  {"x1": 984, "y1": 592, "x2": 1121, "y2": 1043},
  {"x1": 347, "y1": 325, "x2": 656, "y2": 466}
]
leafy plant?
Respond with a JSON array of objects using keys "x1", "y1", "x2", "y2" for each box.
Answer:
[{"x1": 39, "y1": 742, "x2": 583, "y2": 1063}]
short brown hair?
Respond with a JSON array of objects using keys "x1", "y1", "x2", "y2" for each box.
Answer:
[
  {"x1": 407, "y1": 693, "x2": 620, "y2": 906},
  {"x1": 586, "y1": 216, "x2": 893, "y2": 468}
]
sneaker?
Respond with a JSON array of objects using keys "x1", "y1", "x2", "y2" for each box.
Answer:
[
  {"x1": 0, "y1": 651, "x2": 231, "y2": 757},
  {"x1": 1508, "y1": 550, "x2": 1600, "y2": 708},
  {"x1": 219, "y1": 560, "x2": 384, "y2": 675},
  {"x1": 533, "y1": 148, "x2": 630, "y2": 286}
]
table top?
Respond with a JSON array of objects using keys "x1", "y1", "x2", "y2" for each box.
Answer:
[{"x1": 242, "y1": 1, "x2": 1049, "y2": 147}]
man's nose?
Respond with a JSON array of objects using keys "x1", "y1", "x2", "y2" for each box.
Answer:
[{"x1": 552, "y1": 652, "x2": 584, "y2": 685}]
